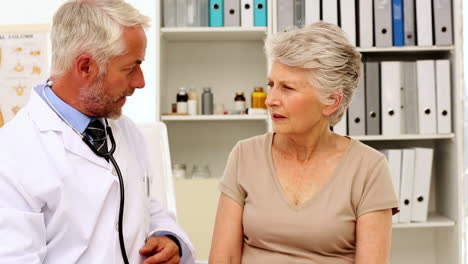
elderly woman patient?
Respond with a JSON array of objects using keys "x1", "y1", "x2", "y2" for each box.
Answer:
[{"x1": 209, "y1": 22, "x2": 399, "y2": 264}]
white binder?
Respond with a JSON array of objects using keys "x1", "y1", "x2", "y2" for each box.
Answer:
[
  {"x1": 224, "y1": 0, "x2": 240, "y2": 27},
  {"x1": 381, "y1": 61, "x2": 402, "y2": 136},
  {"x1": 374, "y1": 0, "x2": 392, "y2": 47},
  {"x1": 293, "y1": 0, "x2": 305, "y2": 28},
  {"x1": 322, "y1": 0, "x2": 338, "y2": 25},
  {"x1": 199, "y1": 0, "x2": 209, "y2": 26},
  {"x1": 399, "y1": 149, "x2": 415, "y2": 223},
  {"x1": 277, "y1": 0, "x2": 294, "y2": 32},
  {"x1": 433, "y1": 0, "x2": 453, "y2": 45},
  {"x1": 411, "y1": 148, "x2": 434, "y2": 222},
  {"x1": 176, "y1": 0, "x2": 188, "y2": 27},
  {"x1": 163, "y1": 0, "x2": 177, "y2": 27},
  {"x1": 348, "y1": 63, "x2": 365, "y2": 135},
  {"x1": 359, "y1": 0, "x2": 374, "y2": 47},
  {"x1": 305, "y1": 0, "x2": 320, "y2": 25},
  {"x1": 333, "y1": 111, "x2": 347, "y2": 135},
  {"x1": 382, "y1": 149, "x2": 402, "y2": 224},
  {"x1": 402, "y1": 62, "x2": 419, "y2": 134},
  {"x1": 186, "y1": 0, "x2": 200, "y2": 27},
  {"x1": 241, "y1": 0, "x2": 254, "y2": 27},
  {"x1": 340, "y1": 0, "x2": 356, "y2": 45},
  {"x1": 403, "y1": 0, "x2": 416, "y2": 45},
  {"x1": 435, "y1": 59, "x2": 452, "y2": 134},
  {"x1": 416, "y1": 60, "x2": 437, "y2": 134},
  {"x1": 415, "y1": 0, "x2": 433, "y2": 46}
]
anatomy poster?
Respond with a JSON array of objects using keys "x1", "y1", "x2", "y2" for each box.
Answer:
[{"x1": 0, "y1": 31, "x2": 48, "y2": 127}]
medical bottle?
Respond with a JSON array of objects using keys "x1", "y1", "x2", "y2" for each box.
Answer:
[
  {"x1": 234, "y1": 91, "x2": 246, "y2": 114},
  {"x1": 176, "y1": 87, "x2": 188, "y2": 114},
  {"x1": 251, "y1": 86, "x2": 267, "y2": 109},
  {"x1": 202, "y1": 87, "x2": 213, "y2": 115},
  {"x1": 188, "y1": 87, "x2": 198, "y2": 115}
]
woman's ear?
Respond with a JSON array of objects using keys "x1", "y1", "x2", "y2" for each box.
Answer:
[{"x1": 322, "y1": 92, "x2": 343, "y2": 117}]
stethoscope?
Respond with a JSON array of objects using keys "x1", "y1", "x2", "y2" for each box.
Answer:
[{"x1": 42, "y1": 80, "x2": 130, "y2": 264}]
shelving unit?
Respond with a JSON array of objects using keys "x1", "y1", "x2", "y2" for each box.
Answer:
[
  {"x1": 352, "y1": 134, "x2": 455, "y2": 141},
  {"x1": 156, "y1": 4, "x2": 272, "y2": 260},
  {"x1": 357, "y1": 45, "x2": 454, "y2": 53},
  {"x1": 161, "y1": 26, "x2": 267, "y2": 41},
  {"x1": 161, "y1": 114, "x2": 268, "y2": 121},
  {"x1": 393, "y1": 214, "x2": 455, "y2": 229},
  {"x1": 155, "y1": 0, "x2": 464, "y2": 263}
]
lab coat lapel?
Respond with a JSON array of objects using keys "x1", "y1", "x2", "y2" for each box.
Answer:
[
  {"x1": 62, "y1": 129, "x2": 110, "y2": 169},
  {"x1": 27, "y1": 85, "x2": 110, "y2": 170}
]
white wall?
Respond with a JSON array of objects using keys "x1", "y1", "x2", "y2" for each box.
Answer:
[{"x1": 0, "y1": 0, "x2": 158, "y2": 122}]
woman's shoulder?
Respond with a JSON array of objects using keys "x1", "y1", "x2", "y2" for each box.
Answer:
[
  {"x1": 348, "y1": 138, "x2": 386, "y2": 164},
  {"x1": 235, "y1": 132, "x2": 273, "y2": 153}
]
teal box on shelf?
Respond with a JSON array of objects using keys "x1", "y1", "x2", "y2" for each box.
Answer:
[
  {"x1": 209, "y1": 0, "x2": 224, "y2": 27},
  {"x1": 254, "y1": 0, "x2": 267, "y2": 26}
]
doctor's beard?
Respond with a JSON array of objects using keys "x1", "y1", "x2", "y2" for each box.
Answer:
[{"x1": 79, "y1": 74, "x2": 129, "y2": 119}]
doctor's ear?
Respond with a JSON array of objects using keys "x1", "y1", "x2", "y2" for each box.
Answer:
[
  {"x1": 322, "y1": 92, "x2": 343, "y2": 117},
  {"x1": 75, "y1": 54, "x2": 99, "y2": 80}
]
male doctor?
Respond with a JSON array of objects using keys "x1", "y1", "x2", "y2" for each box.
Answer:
[{"x1": 0, "y1": 0, "x2": 194, "y2": 263}]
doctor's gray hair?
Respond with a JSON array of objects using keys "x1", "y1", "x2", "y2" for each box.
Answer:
[
  {"x1": 50, "y1": 0, "x2": 150, "y2": 78},
  {"x1": 264, "y1": 22, "x2": 362, "y2": 126}
]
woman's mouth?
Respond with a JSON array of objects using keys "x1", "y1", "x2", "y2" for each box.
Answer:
[{"x1": 271, "y1": 113, "x2": 286, "y2": 121}]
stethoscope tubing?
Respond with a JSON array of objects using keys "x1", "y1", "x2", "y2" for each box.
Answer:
[{"x1": 43, "y1": 82, "x2": 130, "y2": 264}]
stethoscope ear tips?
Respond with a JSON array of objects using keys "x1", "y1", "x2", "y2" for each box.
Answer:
[{"x1": 46, "y1": 80, "x2": 54, "y2": 87}]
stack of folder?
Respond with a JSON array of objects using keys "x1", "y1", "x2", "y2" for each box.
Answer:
[
  {"x1": 163, "y1": 0, "x2": 268, "y2": 28},
  {"x1": 381, "y1": 148, "x2": 434, "y2": 223},
  {"x1": 333, "y1": 59, "x2": 452, "y2": 136},
  {"x1": 276, "y1": 0, "x2": 453, "y2": 47}
]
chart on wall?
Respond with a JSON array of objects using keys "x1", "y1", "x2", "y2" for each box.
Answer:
[{"x1": 0, "y1": 29, "x2": 48, "y2": 128}]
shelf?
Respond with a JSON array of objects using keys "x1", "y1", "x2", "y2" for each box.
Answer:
[
  {"x1": 357, "y1": 45, "x2": 454, "y2": 53},
  {"x1": 393, "y1": 214, "x2": 455, "y2": 229},
  {"x1": 160, "y1": 27, "x2": 267, "y2": 41},
  {"x1": 352, "y1": 133, "x2": 455, "y2": 141},
  {"x1": 161, "y1": 115, "x2": 268, "y2": 121}
]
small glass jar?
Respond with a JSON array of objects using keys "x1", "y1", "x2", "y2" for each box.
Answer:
[
  {"x1": 172, "y1": 164, "x2": 187, "y2": 179},
  {"x1": 191, "y1": 164, "x2": 211, "y2": 178},
  {"x1": 176, "y1": 87, "x2": 188, "y2": 114}
]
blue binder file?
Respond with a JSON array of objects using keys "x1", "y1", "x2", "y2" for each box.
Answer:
[
  {"x1": 392, "y1": 0, "x2": 404, "y2": 46},
  {"x1": 209, "y1": 0, "x2": 224, "y2": 27},
  {"x1": 254, "y1": 0, "x2": 267, "y2": 26}
]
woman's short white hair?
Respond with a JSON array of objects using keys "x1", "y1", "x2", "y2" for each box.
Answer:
[
  {"x1": 264, "y1": 21, "x2": 362, "y2": 126},
  {"x1": 51, "y1": 0, "x2": 150, "y2": 78}
]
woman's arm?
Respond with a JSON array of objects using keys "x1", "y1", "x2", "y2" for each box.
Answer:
[
  {"x1": 355, "y1": 209, "x2": 393, "y2": 264},
  {"x1": 209, "y1": 193, "x2": 244, "y2": 264}
]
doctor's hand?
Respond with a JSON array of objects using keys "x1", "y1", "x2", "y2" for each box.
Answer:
[{"x1": 140, "y1": 236, "x2": 181, "y2": 264}]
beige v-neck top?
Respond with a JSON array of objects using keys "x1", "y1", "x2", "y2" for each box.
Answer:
[{"x1": 219, "y1": 132, "x2": 399, "y2": 264}]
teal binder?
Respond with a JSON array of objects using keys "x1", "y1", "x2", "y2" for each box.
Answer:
[
  {"x1": 254, "y1": 0, "x2": 267, "y2": 26},
  {"x1": 209, "y1": 0, "x2": 224, "y2": 27}
]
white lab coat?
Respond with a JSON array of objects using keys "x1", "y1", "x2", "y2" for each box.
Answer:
[{"x1": 0, "y1": 86, "x2": 195, "y2": 264}]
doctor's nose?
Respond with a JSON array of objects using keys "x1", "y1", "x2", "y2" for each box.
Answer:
[{"x1": 131, "y1": 67, "x2": 145, "y2": 89}]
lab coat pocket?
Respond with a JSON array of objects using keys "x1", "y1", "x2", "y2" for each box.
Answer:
[{"x1": 0, "y1": 209, "x2": 47, "y2": 257}]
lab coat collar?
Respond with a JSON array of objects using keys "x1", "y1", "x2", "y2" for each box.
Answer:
[{"x1": 27, "y1": 84, "x2": 110, "y2": 170}]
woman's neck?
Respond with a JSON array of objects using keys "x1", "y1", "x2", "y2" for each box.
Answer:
[{"x1": 273, "y1": 126, "x2": 347, "y2": 163}]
